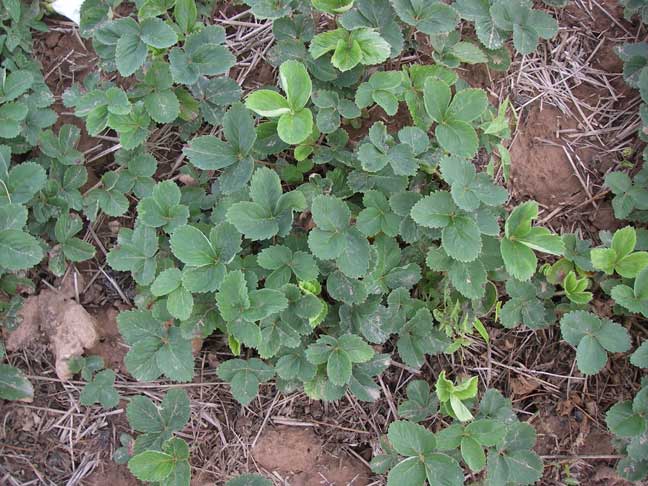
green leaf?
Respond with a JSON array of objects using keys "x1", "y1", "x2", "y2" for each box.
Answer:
[
  {"x1": 516, "y1": 227, "x2": 565, "y2": 255},
  {"x1": 356, "y1": 190, "x2": 401, "y2": 237},
  {"x1": 107, "y1": 224, "x2": 158, "y2": 286},
  {"x1": 424, "y1": 453, "x2": 463, "y2": 485},
  {"x1": 591, "y1": 248, "x2": 617, "y2": 275},
  {"x1": 0, "y1": 102, "x2": 27, "y2": 138},
  {"x1": 607, "y1": 401, "x2": 646, "y2": 437},
  {"x1": 448, "y1": 259, "x2": 487, "y2": 299},
  {"x1": 223, "y1": 102, "x2": 257, "y2": 156},
  {"x1": 612, "y1": 226, "x2": 637, "y2": 258},
  {"x1": 0, "y1": 363, "x2": 33, "y2": 401},
  {"x1": 436, "y1": 119, "x2": 479, "y2": 158},
  {"x1": 1, "y1": 161, "x2": 47, "y2": 204},
  {"x1": 398, "y1": 309, "x2": 449, "y2": 369},
  {"x1": 576, "y1": 335, "x2": 608, "y2": 376},
  {"x1": 327, "y1": 270, "x2": 368, "y2": 305},
  {"x1": 465, "y1": 419, "x2": 506, "y2": 446},
  {"x1": 339, "y1": 333, "x2": 375, "y2": 362},
  {"x1": 0, "y1": 230, "x2": 43, "y2": 271},
  {"x1": 332, "y1": 37, "x2": 364, "y2": 71},
  {"x1": 116, "y1": 33, "x2": 147, "y2": 77},
  {"x1": 174, "y1": 0, "x2": 197, "y2": 33},
  {"x1": 447, "y1": 88, "x2": 488, "y2": 122},
  {"x1": 144, "y1": 90, "x2": 180, "y2": 124},
  {"x1": 327, "y1": 348, "x2": 352, "y2": 385},
  {"x1": 138, "y1": 181, "x2": 189, "y2": 233},
  {"x1": 157, "y1": 327, "x2": 194, "y2": 380},
  {"x1": 442, "y1": 215, "x2": 482, "y2": 262},
  {"x1": 423, "y1": 78, "x2": 451, "y2": 122},
  {"x1": 388, "y1": 420, "x2": 436, "y2": 456},
  {"x1": 39, "y1": 124, "x2": 82, "y2": 165},
  {"x1": 166, "y1": 286, "x2": 194, "y2": 321},
  {"x1": 128, "y1": 450, "x2": 175, "y2": 482},
  {"x1": 217, "y1": 358, "x2": 274, "y2": 405},
  {"x1": 398, "y1": 380, "x2": 438, "y2": 422},
  {"x1": 387, "y1": 458, "x2": 426, "y2": 486},
  {"x1": 183, "y1": 135, "x2": 238, "y2": 170},
  {"x1": 79, "y1": 369, "x2": 120, "y2": 409},
  {"x1": 461, "y1": 436, "x2": 486, "y2": 472},
  {"x1": 257, "y1": 245, "x2": 318, "y2": 288},
  {"x1": 490, "y1": 0, "x2": 557, "y2": 55},
  {"x1": 617, "y1": 252, "x2": 648, "y2": 279},
  {"x1": 170, "y1": 225, "x2": 217, "y2": 266},
  {"x1": 631, "y1": 341, "x2": 648, "y2": 368},
  {"x1": 500, "y1": 280, "x2": 548, "y2": 329},
  {"x1": 140, "y1": 17, "x2": 178, "y2": 48},
  {"x1": 310, "y1": 28, "x2": 390, "y2": 71},
  {"x1": 410, "y1": 191, "x2": 455, "y2": 228},
  {"x1": 392, "y1": 0, "x2": 458, "y2": 34},
  {"x1": 151, "y1": 268, "x2": 182, "y2": 296},
  {"x1": 243, "y1": 0, "x2": 292, "y2": 19},
  {"x1": 216, "y1": 270, "x2": 250, "y2": 322},
  {"x1": 560, "y1": 311, "x2": 631, "y2": 376},
  {"x1": 2, "y1": 70, "x2": 33, "y2": 102}
]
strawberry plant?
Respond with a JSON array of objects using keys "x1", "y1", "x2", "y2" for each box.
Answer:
[
  {"x1": 245, "y1": 60, "x2": 313, "y2": 145},
  {"x1": 435, "y1": 371, "x2": 479, "y2": 421},
  {"x1": 455, "y1": 0, "x2": 559, "y2": 55},
  {"x1": 607, "y1": 379, "x2": 648, "y2": 481},
  {"x1": 372, "y1": 387, "x2": 543, "y2": 485},
  {"x1": 309, "y1": 26, "x2": 391, "y2": 71}
]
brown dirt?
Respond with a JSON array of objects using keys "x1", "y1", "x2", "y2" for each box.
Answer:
[
  {"x1": 564, "y1": 0, "x2": 626, "y2": 33},
  {"x1": 509, "y1": 104, "x2": 587, "y2": 206},
  {"x1": 88, "y1": 306, "x2": 128, "y2": 374},
  {"x1": 252, "y1": 427, "x2": 370, "y2": 485},
  {"x1": 346, "y1": 103, "x2": 413, "y2": 148},
  {"x1": 86, "y1": 461, "x2": 140, "y2": 486}
]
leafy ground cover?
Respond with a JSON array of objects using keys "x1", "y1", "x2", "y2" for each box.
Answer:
[{"x1": 1, "y1": 0, "x2": 648, "y2": 485}]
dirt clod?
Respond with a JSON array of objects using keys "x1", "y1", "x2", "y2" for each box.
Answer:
[{"x1": 6, "y1": 286, "x2": 98, "y2": 381}]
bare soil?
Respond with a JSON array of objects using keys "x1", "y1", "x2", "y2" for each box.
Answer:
[
  {"x1": 510, "y1": 103, "x2": 586, "y2": 207},
  {"x1": 252, "y1": 427, "x2": 369, "y2": 485}
]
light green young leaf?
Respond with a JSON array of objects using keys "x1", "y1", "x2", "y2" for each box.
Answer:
[
  {"x1": 279, "y1": 60, "x2": 312, "y2": 111},
  {"x1": 312, "y1": 0, "x2": 354, "y2": 14}
]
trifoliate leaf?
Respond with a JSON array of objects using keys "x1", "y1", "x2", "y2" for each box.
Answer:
[
  {"x1": 217, "y1": 358, "x2": 275, "y2": 405},
  {"x1": 560, "y1": 311, "x2": 631, "y2": 375},
  {"x1": 79, "y1": 369, "x2": 120, "y2": 408},
  {"x1": 398, "y1": 380, "x2": 439, "y2": 422}
]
